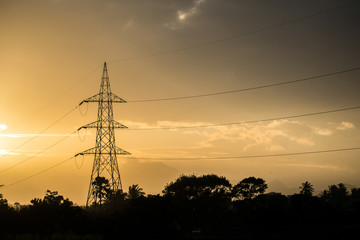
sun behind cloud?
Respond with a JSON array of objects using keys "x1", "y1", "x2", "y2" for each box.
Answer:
[{"x1": 177, "y1": 0, "x2": 206, "y2": 21}]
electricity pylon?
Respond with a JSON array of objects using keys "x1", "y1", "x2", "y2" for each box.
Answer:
[{"x1": 76, "y1": 62, "x2": 130, "y2": 206}]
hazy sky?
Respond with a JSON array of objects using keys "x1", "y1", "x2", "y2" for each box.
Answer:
[{"x1": 1, "y1": 0, "x2": 360, "y2": 204}]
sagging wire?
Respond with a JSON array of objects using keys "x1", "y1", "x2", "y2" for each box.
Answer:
[
  {"x1": 79, "y1": 101, "x2": 89, "y2": 116},
  {"x1": 74, "y1": 154, "x2": 85, "y2": 169},
  {"x1": 77, "y1": 127, "x2": 87, "y2": 142}
]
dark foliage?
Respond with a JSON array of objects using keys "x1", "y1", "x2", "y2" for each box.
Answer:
[
  {"x1": 1, "y1": 177, "x2": 360, "y2": 240},
  {"x1": 320, "y1": 183, "x2": 350, "y2": 207},
  {"x1": 299, "y1": 181, "x2": 315, "y2": 196},
  {"x1": 163, "y1": 174, "x2": 232, "y2": 201},
  {"x1": 232, "y1": 176, "x2": 268, "y2": 200}
]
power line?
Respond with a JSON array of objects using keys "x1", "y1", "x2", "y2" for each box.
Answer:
[
  {"x1": 3, "y1": 105, "x2": 359, "y2": 174},
  {"x1": 2, "y1": 70, "x2": 359, "y2": 172},
  {"x1": 0, "y1": 106, "x2": 78, "y2": 160},
  {"x1": 109, "y1": 0, "x2": 360, "y2": 64},
  {"x1": 5, "y1": 1, "x2": 359, "y2": 134},
  {"x1": 127, "y1": 66, "x2": 360, "y2": 103},
  {"x1": 4, "y1": 0, "x2": 356, "y2": 136},
  {"x1": 2, "y1": 156, "x2": 74, "y2": 189},
  {"x1": 132, "y1": 147, "x2": 360, "y2": 161},
  {"x1": 3, "y1": 146, "x2": 360, "y2": 189},
  {"x1": 0, "y1": 130, "x2": 77, "y2": 174},
  {"x1": 126, "y1": 105, "x2": 360, "y2": 130}
]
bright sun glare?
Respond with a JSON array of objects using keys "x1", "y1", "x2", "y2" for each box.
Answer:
[
  {"x1": 0, "y1": 149, "x2": 7, "y2": 156},
  {"x1": 178, "y1": 12, "x2": 187, "y2": 20},
  {"x1": 0, "y1": 124, "x2": 7, "y2": 131}
]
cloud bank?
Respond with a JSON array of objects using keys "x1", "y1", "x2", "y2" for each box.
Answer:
[{"x1": 123, "y1": 119, "x2": 356, "y2": 157}]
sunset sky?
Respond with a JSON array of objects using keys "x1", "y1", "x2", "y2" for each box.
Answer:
[{"x1": 1, "y1": 0, "x2": 360, "y2": 204}]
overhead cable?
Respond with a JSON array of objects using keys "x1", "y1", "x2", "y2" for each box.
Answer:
[
  {"x1": 127, "y1": 67, "x2": 360, "y2": 103},
  {"x1": 3, "y1": 146, "x2": 360, "y2": 189},
  {"x1": 133, "y1": 147, "x2": 360, "y2": 161},
  {"x1": 0, "y1": 130, "x2": 77, "y2": 174},
  {"x1": 0, "y1": 106, "x2": 78, "y2": 160},
  {"x1": 2, "y1": 156, "x2": 74, "y2": 189},
  {"x1": 127, "y1": 105, "x2": 360, "y2": 130}
]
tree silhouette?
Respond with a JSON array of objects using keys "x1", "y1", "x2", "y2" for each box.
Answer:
[
  {"x1": 163, "y1": 174, "x2": 232, "y2": 200},
  {"x1": 0, "y1": 184, "x2": 3, "y2": 200},
  {"x1": 320, "y1": 183, "x2": 349, "y2": 206},
  {"x1": 0, "y1": 196, "x2": 9, "y2": 208},
  {"x1": 299, "y1": 181, "x2": 314, "y2": 196},
  {"x1": 92, "y1": 176, "x2": 111, "y2": 205},
  {"x1": 104, "y1": 189, "x2": 127, "y2": 212},
  {"x1": 2, "y1": 176, "x2": 360, "y2": 239},
  {"x1": 0, "y1": 194, "x2": 15, "y2": 239},
  {"x1": 351, "y1": 188, "x2": 360, "y2": 199},
  {"x1": 25, "y1": 190, "x2": 78, "y2": 239},
  {"x1": 232, "y1": 177, "x2": 268, "y2": 200},
  {"x1": 127, "y1": 184, "x2": 145, "y2": 200},
  {"x1": 107, "y1": 189, "x2": 127, "y2": 202},
  {"x1": 28, "y1": 190, "x2": 73, "y2": 208}
]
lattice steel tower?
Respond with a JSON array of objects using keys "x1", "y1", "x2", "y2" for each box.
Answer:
[{"x1": 76, "y1": 62, "x2": 130, "y2": 206}]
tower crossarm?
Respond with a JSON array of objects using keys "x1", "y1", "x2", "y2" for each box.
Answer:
[
  {"x1": 110, "y1": 93, "x2": 127, "y2": 103},
  {"x1": 79, "y1": 93, "x2": 126, "y2": 105},
  {"x1": 75, "y1": 146, "x2": 131, "y2": 157},
  {"x1": 77, "y1": 120, "x2": 128, "y2": 131},
  {"x1": 75, "y1": 147, "x2": 97, "y2": 157},
  {"x1": 113, "y1": 120, "x2": 128, "y2": 129},
  {"x1": 114, "y1": 146, "x2": 131, "y2": 155}
]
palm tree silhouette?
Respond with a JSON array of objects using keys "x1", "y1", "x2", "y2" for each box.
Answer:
[
  {"x1": 127, "y1": 184, "x2": 145, "y2": 199},
  {"x1": 299, "y1": 181, "x2": 314, "y2": 196}
]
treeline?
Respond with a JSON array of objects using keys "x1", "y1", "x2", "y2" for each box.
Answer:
[{"x1": 1, "y1": 174, "x2": 360, "y2": 240}]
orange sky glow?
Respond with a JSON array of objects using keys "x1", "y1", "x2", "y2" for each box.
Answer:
[{"x1": 1, "y1": 0, "x2": 360, "y2": 204}]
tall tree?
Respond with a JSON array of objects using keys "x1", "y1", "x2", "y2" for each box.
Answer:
[
  {"x1": 127, "y1": 184, "x2": 145, "y2": 200},
  {"x1": 299, "y1": 181, "x2": 314, "y2": 196},
  {"x1": 232, "y1": 177, "x2": 268, "y2": 200},
  {"x1": 92, "y1": 176, "x2": 111, "y2": 205}
]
